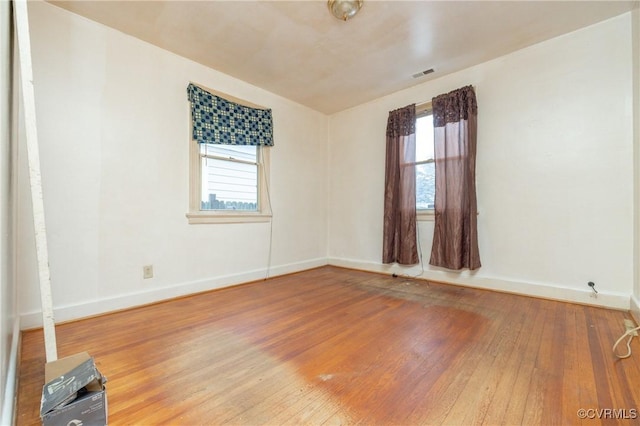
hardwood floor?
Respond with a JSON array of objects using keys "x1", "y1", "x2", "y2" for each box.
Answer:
[{"x1": 16, "y1": 266, "x2": 640, "y2": 425}]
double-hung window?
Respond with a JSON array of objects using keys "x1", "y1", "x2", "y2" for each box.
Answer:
[
  {"x1": 415, "y1": 105, "x2": 435, "y2": 216},
  {"x1": 186, "y1": 83, "x2": 273, "y2": 224},
  {"x1": 199, "y1": 144, "x2": 259, "y2": 211}
]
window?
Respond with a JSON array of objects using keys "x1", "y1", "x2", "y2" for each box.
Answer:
[
  {"x1": 186, "y1": 84, "x2": 273, "y2": 224},
  {"x1": 415, "y1": 107, "x2": 435, "y2": 213},
  {"x1": 200, "y1": 144, "x2": 259, "y2": 211},
  {"x1": 188, "y1": 141, "x2": 271, "y2": 224}
]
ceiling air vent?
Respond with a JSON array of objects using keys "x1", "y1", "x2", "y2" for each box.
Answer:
[{"x1": 412, "y1": 68, "x2": 435, "y2": 79}]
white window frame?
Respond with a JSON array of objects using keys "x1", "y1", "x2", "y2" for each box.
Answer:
[
  {"x1": 186, "y1": 89, "x2": 272, "y2": 225},
  {"x1": 416, "y1": 102, "x2": 435, "y2": 222}
]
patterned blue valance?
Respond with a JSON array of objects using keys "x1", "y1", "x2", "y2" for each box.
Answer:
[{"x1": 187, "y1": 83, "x2": 274, "y2": 146}]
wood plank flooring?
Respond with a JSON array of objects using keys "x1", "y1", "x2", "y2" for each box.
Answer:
[{"x1": 16, "y1": 266, "x2": 640, "y2": 425}]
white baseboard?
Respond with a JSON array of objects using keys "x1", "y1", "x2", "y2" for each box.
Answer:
[
  {"x1": 1, "y1": 317, "x2": 21, "y2": 426},
  {"x1": 20, "y1": 256, "x2": 633, "y2": 329},
  {"x1": 328, "y1": 257, "x2": 631, "y2": 310},
  {"x1": 19, "y1": 257, "x2": 328, "y2": 329}
]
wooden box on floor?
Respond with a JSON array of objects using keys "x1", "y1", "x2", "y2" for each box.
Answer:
[{"x1": 40, "y1": 352, "x2": 107, "y2": 426}]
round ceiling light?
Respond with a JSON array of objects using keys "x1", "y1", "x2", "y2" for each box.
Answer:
[{"x1": 327, "y1": 0, "x2": 363, "y2": 21}]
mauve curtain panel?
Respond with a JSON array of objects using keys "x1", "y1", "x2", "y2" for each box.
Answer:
[
  {"x1": 383, "y1": 104, "x2": 419, "y2": 265},
  {"x1": 429, "y1": 86, "x2": 481, "y2": 270}
]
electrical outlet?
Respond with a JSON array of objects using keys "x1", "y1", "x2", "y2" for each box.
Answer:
[
  {"x1": 143, "y1": 265, "x2": 153, "y2": 279},
  {"x1": 624, "y1": 319, "x2": 638, "y2": 336}
]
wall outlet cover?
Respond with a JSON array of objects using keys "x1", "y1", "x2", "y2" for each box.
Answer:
[
  {"x1": 143, "y1": 265, "x2": 153, "y2": 279},
  {"x1": 624, "y1": 319, "x2": 638, "y2": 336}
]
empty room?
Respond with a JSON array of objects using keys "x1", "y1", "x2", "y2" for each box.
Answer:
[{"x1": 2, "y1": 0, "x2": 640, "y2": 424}]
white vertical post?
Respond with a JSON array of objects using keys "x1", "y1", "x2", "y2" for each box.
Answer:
[{"x1": 13, "y1": 0, "x2": 58, "y2": 362}]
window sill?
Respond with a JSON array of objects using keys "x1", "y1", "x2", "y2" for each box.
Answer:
[
  {"x1": 186, "y1": 211, "x2": 272, "y2": 224},
  {"x1": 417, "y1": 210, "x2": 435, "y2": 222}
]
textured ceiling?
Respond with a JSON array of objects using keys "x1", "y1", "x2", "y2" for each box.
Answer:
[{"x1": 49, "y1": 0, "x2": 639, "y2": 114}]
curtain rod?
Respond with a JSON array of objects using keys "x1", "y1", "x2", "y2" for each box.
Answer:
[
  {"x1": 189, "y1": 81, "x2": 269, "y2": 111},
  {"x1": 416, "y1": 84, "x2": 476, "y2": 109}
]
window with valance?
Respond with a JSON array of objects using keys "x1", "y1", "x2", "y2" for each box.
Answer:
[{"x1": 186, "y1": 83, "x2": 273, "y2": 224}]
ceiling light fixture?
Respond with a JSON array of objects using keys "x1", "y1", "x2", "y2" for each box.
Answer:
[{"x1": 327, "y1": 0, "x2": 363, "y2": 21}]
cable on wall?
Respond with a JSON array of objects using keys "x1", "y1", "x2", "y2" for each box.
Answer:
[
  {"x1": 408, "y1": 221, "x2": 425, "y2": 278},
  {"x1": 261, "y1": 151, "x2": 274, "y2": 280},
  {"x1": 394, "y1": 220, "x2": 425, "y2": 280}
]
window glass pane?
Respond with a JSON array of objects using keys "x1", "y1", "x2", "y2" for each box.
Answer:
[
  {"x1": 416, "y1": 115, "x2": 434, "y2": 162},
  {"x1": 416, "y1": 113, "x2": 435, "y2": 210},
  {"x1": 200, "y1": 147, "x2": 258, "y2": 211},
  {"x1": 416, "y1": 162, "x2": 435, "y2": 210},
  {"x1": 200, "y1": 144, "x2": 257, "y2": 162}
]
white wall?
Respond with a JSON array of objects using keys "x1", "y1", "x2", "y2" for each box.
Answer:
[
  {"x1": 633, "y1": 7, "x2": 640, "y2": 323},
  {"x1": 0, "y1": 0, "x2": 10, "y2": 411},
  {"x1": 18, "y1": 1, "x2": 329, "y2": 328},
  {"x1": 0, "y1": 0, "x2": 19, "y2": 422},
  {"x1": 329, "y1": 14, "x2": 634, "y2": 309}
]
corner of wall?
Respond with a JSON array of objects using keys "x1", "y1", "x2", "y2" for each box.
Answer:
[
  {"x1": 0, "y1": 317, "x2": 21, "y2": 426},
  {"x1": 632, "y1": 295, "x2": 640, "y2": 325},
  {"x1": 1, "y1": 0, "x2": 20, "y2": 424},
  {"x1": 632, "y1": 56, "x2": 639, "y2": 312}
]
